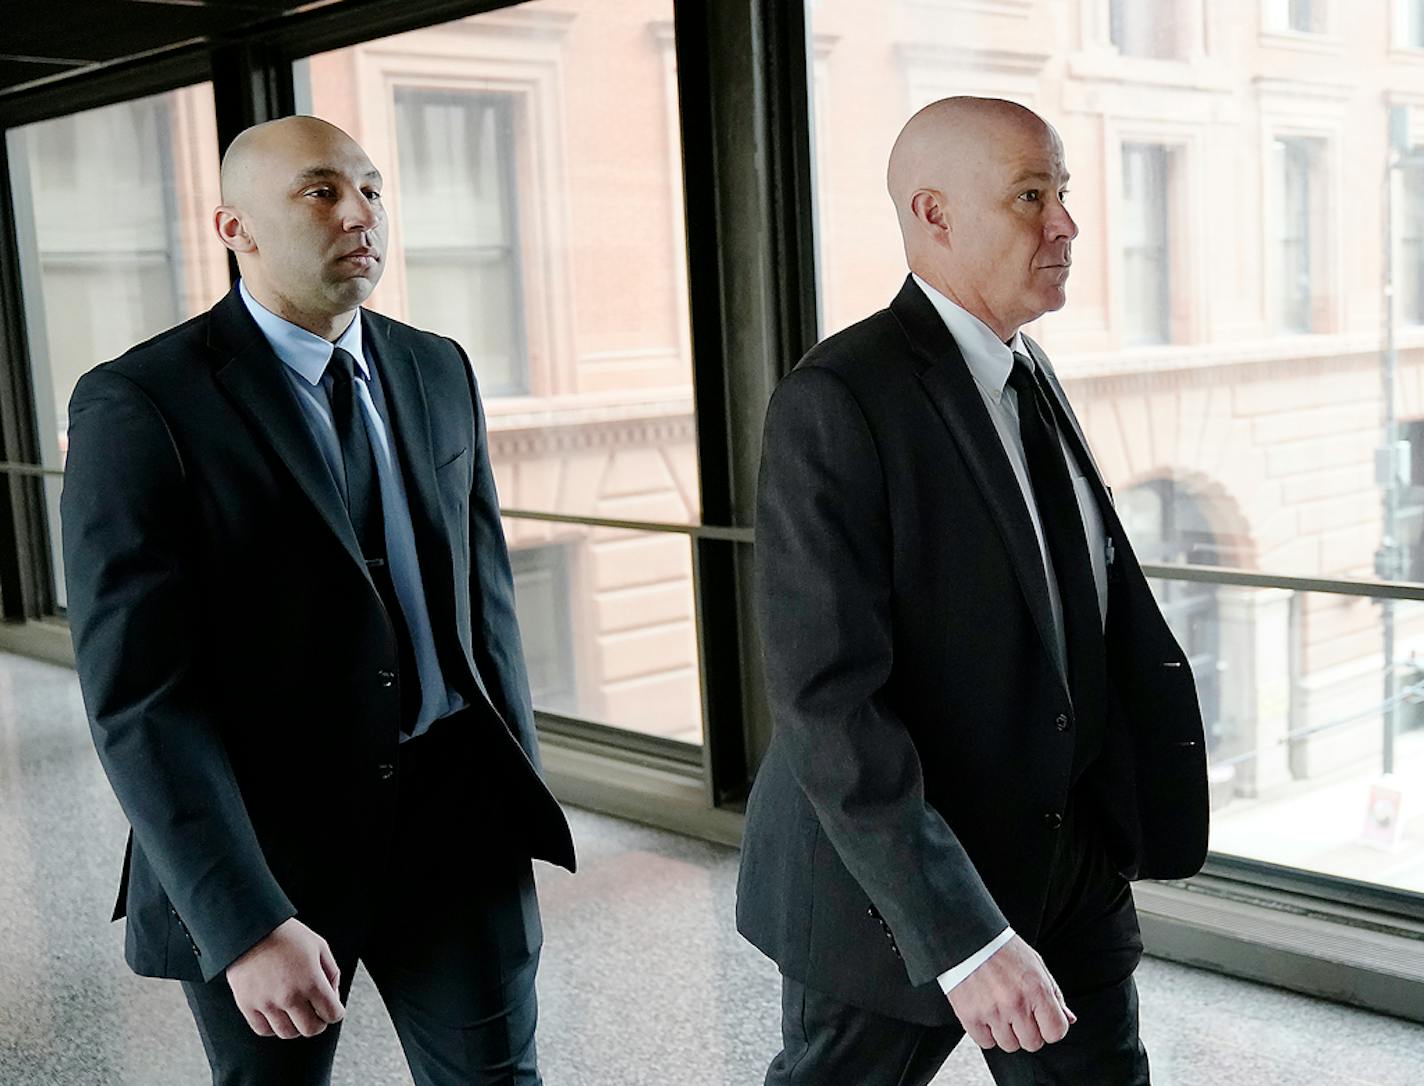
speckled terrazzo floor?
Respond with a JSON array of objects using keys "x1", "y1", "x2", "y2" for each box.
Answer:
[{"x1": 3, "y1": 650, "x2": 1424, "y2": 1085}]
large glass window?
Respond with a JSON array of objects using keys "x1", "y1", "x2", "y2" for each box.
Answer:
[
  {"x1": 299, "y1": 0, "x2": 703, "y2": 744},
  {"x1": 6, "y1": 84, "x2": 226, "y2": 606},
  {"x1": 805, "y1": 0, "x2": 1424, "y2": 897}
]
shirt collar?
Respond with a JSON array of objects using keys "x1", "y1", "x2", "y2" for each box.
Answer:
[
  {"x1": 238, "y1": 278, "x2": 369, "y2": 386},
  {"x1": 911, "y1": 273, "x2": 1028, "y2": 401}
]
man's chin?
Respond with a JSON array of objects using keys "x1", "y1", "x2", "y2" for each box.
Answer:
[
  {"x1": 1035, "y1": 287, "x2": 1068, "y2": 316},
  {"x1": 327, "y1": 277, "x2": 379, "y2": 308}
]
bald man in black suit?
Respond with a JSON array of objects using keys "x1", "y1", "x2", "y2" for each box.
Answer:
[{"x1": 63, "y1": 116, "x2": 574, "y2": 1086}]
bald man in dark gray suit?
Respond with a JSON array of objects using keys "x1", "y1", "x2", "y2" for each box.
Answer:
[{"x1": 737, "y1": 96, "x2": 1208, "y2": 1086}]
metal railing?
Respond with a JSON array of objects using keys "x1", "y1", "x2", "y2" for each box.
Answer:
[{"x1": 6, "y1": 460, "x2": 1423, "y2": 598}]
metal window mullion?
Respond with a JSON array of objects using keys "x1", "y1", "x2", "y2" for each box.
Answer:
[{"x1": 0, "y1": 144, "x2": 52, "y2": 619}]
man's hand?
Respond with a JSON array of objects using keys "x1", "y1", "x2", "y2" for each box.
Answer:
[
  {"x1": 947, "y1": 935, "x2": 1075, "y2": 1053},
  {"x1": 225, "y1": 918, "x2": 345, "y2": 1039}
]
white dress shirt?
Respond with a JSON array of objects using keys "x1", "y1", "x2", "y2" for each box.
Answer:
[{"x1": 910, "y1": 275, "x2": 1109, "y2": 994}]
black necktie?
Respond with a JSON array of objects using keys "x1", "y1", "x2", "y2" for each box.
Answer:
[
  {"x1": 326, "y1": 347, "x2": 420, "y2": 735},
  {"x1": 1006, "y1": 350, "x2": 1107, "y2": 773}
]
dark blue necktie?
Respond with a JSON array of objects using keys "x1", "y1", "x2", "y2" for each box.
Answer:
[{"x1": 327, "y1": 347, "x2": 420, "y2": 735}]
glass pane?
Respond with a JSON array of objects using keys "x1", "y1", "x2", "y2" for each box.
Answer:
[
  {"x1": 504, "y1": 517, "x2": 704, "y2": 744},
  {"x1": 7, "y1": 84, "x2": 225, "y2": 607},
  {"x1": 1121, "y1": 144, "x2": 1170, "y2": 345},
  {"x1": 394, "y1": 90, "x2": 526, "y2": 395},
  {"x1": 1150, "y1": 579, "x2": 1424, "y2": 895},
  {"x1": 299, "y1": 0, "x2": 700, "y2": 526},
  {"x1": 806, "y1": 1, "x2": 1422, "y2": 589},
  {"x1": 1287, "y1": 0, "x2": 1320, "y2": 33},
  {"x1": 1274, "y1": 138, "x2": 1316, "y2": 333},
  {"x1": 1109, "y1": 0, "x2": 1178, "y2": 58}
]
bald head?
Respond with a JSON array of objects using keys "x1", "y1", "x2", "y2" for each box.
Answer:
[
  {"x1": 887, "y1": 97, "x2": 1051, "y2": 241},
  {"x1": 214, "y1": 116, "x2": 387, "y2": 340},
  {"x1": 220, "y1": 116, "x2": 358, "y2": 206},
  {"x1": 885, "y1": 96, "x2": 1077, "y2": 341}
]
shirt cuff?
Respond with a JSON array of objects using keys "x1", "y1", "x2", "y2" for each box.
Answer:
[{"x1": 936, "y1": 927, "x2": 1016, "y2": 994}]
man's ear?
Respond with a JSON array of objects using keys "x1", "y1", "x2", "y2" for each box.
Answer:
[
  {"x1": 910, "y1": 189, "x2": 950, "y2": 242},
  {"x1": 214, "y1": 206, "x2": 257, "y2": 254}
]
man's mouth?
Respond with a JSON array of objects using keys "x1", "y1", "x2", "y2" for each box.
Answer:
[{"x1": 339, "y1": 248, "x2": 380, "y2": 268}]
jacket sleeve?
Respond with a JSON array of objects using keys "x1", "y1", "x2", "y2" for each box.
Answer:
[
  {"x1": 61, "y1": 367, "x2": 295, "y2": 980},
  {"x1": 754, "y1": 364, "x2": 1009, "y2": 986}
]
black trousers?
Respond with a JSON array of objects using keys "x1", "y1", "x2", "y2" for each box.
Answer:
[
  {"x1": 182, "y1": 715, "x2": 545, "y2": 1086},
  {"x1": 766, "y1": 801, "x2": 1149, "y2": 1086}
]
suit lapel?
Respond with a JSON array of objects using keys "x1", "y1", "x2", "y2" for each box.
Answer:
[
  {"x1": 362, "y1": 314, "x2": 463, "y2": 670},
  {"x1": 208, "y1": 288, "x2": 367, "y2": 577},
  {"x1": 887, "y1": 278, "x2": 1066, "y2": 691},
  {"x1": 1022, "y1": 336, "x2": 1110, "y2": 500},
  {"x1": 1022, "y1": 334, "x2": 1141, "y2": 616}
]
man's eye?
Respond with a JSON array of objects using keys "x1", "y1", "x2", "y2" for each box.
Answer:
[
  {"x1": 1020, "y1": 190, "x2": 1040, "y2": 202},
  {"x1": 306, "y1": 187, "x2": 334, "y2": 198},
  {"x1": 365, "y1": 189, "x2": 382, "y2": 201},
  {"x1": 1059, "y1": 189, "x2": 1070, "y2": 201}
]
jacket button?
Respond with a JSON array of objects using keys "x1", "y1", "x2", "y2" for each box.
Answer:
[
  {"x1": 377, "y1": 762, "x2": 395, "y2": 781},
  {"x1": 1055, "y1": 713, "x2": 1070, "y2": 731},
  {"x1": 377, "y1": 669, "x2": 395, "y2": 688},
  {"x1": 1043, "y1": 812, "x2": 1063, "y2": 830}
]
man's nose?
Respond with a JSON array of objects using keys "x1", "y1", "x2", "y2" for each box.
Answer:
[
  {"x1": 1047, "y1": 199, "x2": 1078, "y2": 242},
  {"x1": 342, "y1": 191, "x2": 379, "y2": 231}
]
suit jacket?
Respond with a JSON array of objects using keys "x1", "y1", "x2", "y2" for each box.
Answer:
[
  {"x1": 736, "y1": 277, "x2": 1208, "y2": 1025},
  {"x1": 61, "y1": 285, "x2": 575, "y2": 983}
]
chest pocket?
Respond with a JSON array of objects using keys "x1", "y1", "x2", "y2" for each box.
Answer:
[{"x1": 435, "y1": 446, "x2": 471, "y2": 517}]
